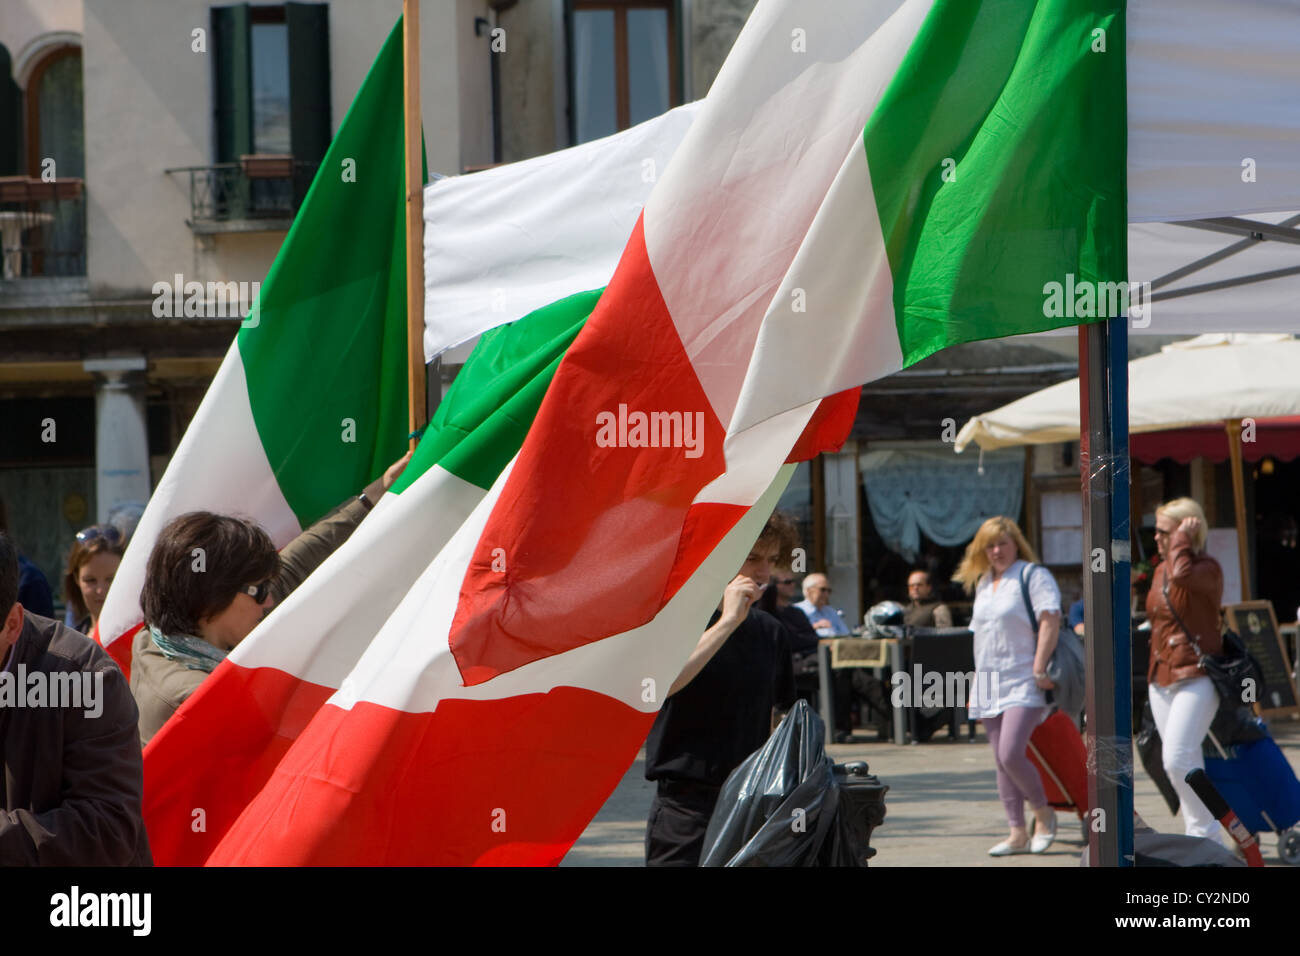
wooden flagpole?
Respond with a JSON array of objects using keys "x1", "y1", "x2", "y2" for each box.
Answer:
[
  {"x1": 1225, "y1": 418, "x2": 1251, "y2": 600},
  {"x1": 404, "y1": 0, "x2": 426, "y2": 451}
]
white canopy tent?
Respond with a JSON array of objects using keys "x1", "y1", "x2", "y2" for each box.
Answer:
[{"x1": 1124, "y1": 212, "x2": 1300, "y2": 336}]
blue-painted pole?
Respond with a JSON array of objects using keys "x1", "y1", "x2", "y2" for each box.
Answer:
[{"x1": 1080, "y1": 315, "x2": 1133, "y2": 866}]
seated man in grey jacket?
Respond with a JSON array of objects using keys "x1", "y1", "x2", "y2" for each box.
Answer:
[
  {"x1": 131, "y1": 452, "x2": 410, "y2": 745},
  {"x1": 0, "y1": 532, "x2": 151, "y2": 865}
]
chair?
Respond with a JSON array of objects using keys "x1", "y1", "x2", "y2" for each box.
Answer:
[{"x1": 905, "y1": 626, "x2": 978, "y2": 742}]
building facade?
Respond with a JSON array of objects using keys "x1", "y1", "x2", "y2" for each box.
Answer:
[
  {"x1": 0, "y1": 0, "x2": 495, "y2": 589},
  {"x1": 5, "y1": 1, "x2": 1279, "y2": 629}
]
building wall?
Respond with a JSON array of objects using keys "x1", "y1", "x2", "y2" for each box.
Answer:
[
  {"x1": 496, "y1": 0, "x2": 564, "y2": 162},
  {"x1": 685, "y1": 0, "x2": 752, "y2": 98},
  {"x1": 2, "y1": 0, "x2": 493, "y2": 590},
  {"x1": 82, "y1": 1, "x2": 211, "y2": 298},
  {"x1": 0, "y1": 0, "x2": 82, "y2": 85},
  {"x1": 454, "y1": 0, "x2": 495, "y2": 172},
  {"x1": 75, "y1": 0, "x2": 486, "y2": 300}
]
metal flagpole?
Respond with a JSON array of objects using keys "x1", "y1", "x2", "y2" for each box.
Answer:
[
  {"x1": 1080, "y1": 315, "x2": 1134, "y2": 866},
  {"x1": 404, "y1": 0, "x2": 427, "y2": 450}
]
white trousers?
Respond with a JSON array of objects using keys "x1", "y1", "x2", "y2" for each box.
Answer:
[{"x1": 1148, "y1": 676, "x2": 1219, "y2": 838}]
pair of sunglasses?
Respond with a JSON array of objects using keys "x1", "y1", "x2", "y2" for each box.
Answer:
[
  {"x1": 76, "y1": 525, "x2": 123, "y2": 545},
  {"x1": 240, "y1": 579, "x2": 274, "y2": 603}
]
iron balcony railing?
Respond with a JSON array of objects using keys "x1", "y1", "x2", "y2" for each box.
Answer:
[
  {"x1": 166, "y1": 156, "x2": 320, "y2": 228},
  {"x1": 0, "y1": 177, "x2": 87, "y2": 278}
]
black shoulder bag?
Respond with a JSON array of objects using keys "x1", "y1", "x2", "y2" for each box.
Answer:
[{"x1": 1160, "y1": 577, "x2": 1261, "y2": 706}]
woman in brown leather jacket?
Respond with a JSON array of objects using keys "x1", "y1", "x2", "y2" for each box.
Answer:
[{"x1": 1145, "y1": 497, "x2": 1223, "y2": 838}]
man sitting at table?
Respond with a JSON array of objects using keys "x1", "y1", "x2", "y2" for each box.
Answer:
[
  {"x1": 795, "y1": 573, "x2": 851, "y2": 637},
  {"x1": 903, "y1": 569, "x2": 953, "y2": 629}
]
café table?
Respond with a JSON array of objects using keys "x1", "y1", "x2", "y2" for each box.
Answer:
[{"x1": 817, "y1": 634, "x2": 906, "y2": 747}]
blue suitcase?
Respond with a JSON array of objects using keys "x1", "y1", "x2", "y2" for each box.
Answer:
[{"x1": 1204, "y1": 735, "x2": 1300, "y2": 864}]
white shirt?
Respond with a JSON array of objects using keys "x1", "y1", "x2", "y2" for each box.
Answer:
[
  {"x1": 968, "y1": 560, "x2": 1060, "y2": 719},
  {"x1": 794, "y1": 599, "x2": 851, "y2": 637}
]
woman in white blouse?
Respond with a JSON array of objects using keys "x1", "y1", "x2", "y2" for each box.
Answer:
[{"x1": 954, "y1": 516, "x2": 1062, "y2": 856}]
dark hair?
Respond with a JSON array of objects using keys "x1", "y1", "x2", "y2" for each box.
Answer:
[
  {"x1": 141, "y1": 512, "x2": 278, "y2": 637},
  {"x1": 0, "y1": 532, "x2": 18, "y2": 618},
  {"x1": 758, "y1": 510, "x2": 801, "y2": 569},
  {"x1": 64, "y1": 527, "x2": 126, "y2": 622},
  {"x1": 909, "y1": 568, "x2": 931, "y2": 582}
]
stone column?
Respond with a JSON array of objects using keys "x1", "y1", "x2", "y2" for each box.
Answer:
[
  {"x1": 823, "y1": 442, "x2": 862, "y2": 627},
  {"x1": 84, "y1": 357, "x2": 151, "y2": 524}
]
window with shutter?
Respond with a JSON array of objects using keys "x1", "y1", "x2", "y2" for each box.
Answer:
[{"x1": 212, "y1": 3, "x2": 331, "y2": 216}]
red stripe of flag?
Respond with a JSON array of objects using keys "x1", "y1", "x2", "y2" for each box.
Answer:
[
  {"x1": 208, "y1": 689, "x2": 654, "y2": 865},
  {"x1": 448, "y1": 217, "x2": 728, "y2": 685},
  {"x1": 143, "y1": 660, "x2": 334, "y2": 865},
  {"x1": 448, "y1": 217, "x2": 859, "y2": 686},
  {"x1": 94, "y1": 620, "x2": 140, "y2": 681}
]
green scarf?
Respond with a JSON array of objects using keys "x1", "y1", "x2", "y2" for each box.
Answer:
[{"x1": 148, "y1": 624, "x2": 227, "y2": 674}]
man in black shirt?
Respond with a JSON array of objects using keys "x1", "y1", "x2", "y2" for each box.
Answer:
[{"x1": 643, "y1": 512, "x2": 798, "y2": 866}]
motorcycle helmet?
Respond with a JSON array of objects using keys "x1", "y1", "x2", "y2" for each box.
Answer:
[{"x1": 864, "y1": 600, "x2": 905, "y2": 639}]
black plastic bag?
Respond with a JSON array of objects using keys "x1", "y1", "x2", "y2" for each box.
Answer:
[
  {"x1": 1080, "y1": 825, "x2": 1246, "y2": 867},
  {"x1": 1136, "y1": 700, "x2": 1180, "y2": 816},
  {"x1": 700, "y1": 699, "x2": 871, "y2": 866}
]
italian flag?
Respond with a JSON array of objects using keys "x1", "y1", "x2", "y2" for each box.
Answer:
[
  {"x1": 422, "y1": 102, "x2": 699, "y2": 360},
  {"x1": 96, "y1": 21, "x2": 415, "y2": 676},
  {"x1": 145, "y1": 0, "x2": 1127, "y2": 865},
  {"x1": 144, "y1": 291, "x2": 596, "y2": 864}
]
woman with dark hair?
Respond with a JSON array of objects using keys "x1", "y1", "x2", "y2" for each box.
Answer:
[
  {"x1": 131, "y1": 453, "x2": 409, "y2": 744},
  {"x1": 64, "y1": 525, "x2": 126, "y2": 635}
]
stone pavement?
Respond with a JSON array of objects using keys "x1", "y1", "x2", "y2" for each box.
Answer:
[{"x1": 562, "y1": 717, "x2": 1300, "y2": 866}]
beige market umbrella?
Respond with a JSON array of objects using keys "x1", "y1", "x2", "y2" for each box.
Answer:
[{"x1": 954, "y1": 334, "x2": 1300, "y2": 599}]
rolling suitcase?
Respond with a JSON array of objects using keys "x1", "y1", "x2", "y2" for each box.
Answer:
[
  {"x1": 1025, "y1": 710, "x2": 1089, "y2": 819},
  {"x1": 1203, "y1": 733, "x2": 1300, "y2": 865}
]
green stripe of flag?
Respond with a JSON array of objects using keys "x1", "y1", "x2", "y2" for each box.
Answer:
[
  {"x1": 238, "y1": 19, "x2": 418, "y2": 526},
  {"x1": 390, "y1": 288, "x2": 603, "y2": 495},
  {"x1": 864, "y1": 0, "x2": 1127, "y2": 367}
]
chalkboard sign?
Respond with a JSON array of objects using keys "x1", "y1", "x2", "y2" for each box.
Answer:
[{"x1": 1224, "y1": 602, "x2": 1300, "y2": 718}]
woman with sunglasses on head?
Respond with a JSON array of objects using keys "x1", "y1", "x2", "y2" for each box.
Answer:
[
  {"x1": 1145, "y1": 497, "x2": 1222, "y2": 837},
  {"x1": 131, "y1": 452, "x2": 410, "y2": 745},
  {"x1": 64, "y1": 525, "x2": 126, "y2": 635}
]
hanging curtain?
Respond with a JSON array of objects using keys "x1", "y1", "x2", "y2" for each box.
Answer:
[
  {"x1": 627, "y1": 9, "x2": 670, "y2": 126},
  {"x1": 860, "y1": 446, "x2": 1024, "y2": 561},
  {"x1": 573, "y1": 11, "x2": 617, "y2": 143}
]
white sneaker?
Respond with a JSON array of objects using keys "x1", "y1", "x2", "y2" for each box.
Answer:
[{"x1": 1029, "y1": 811, "x2": 1057, "y2": 853}]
